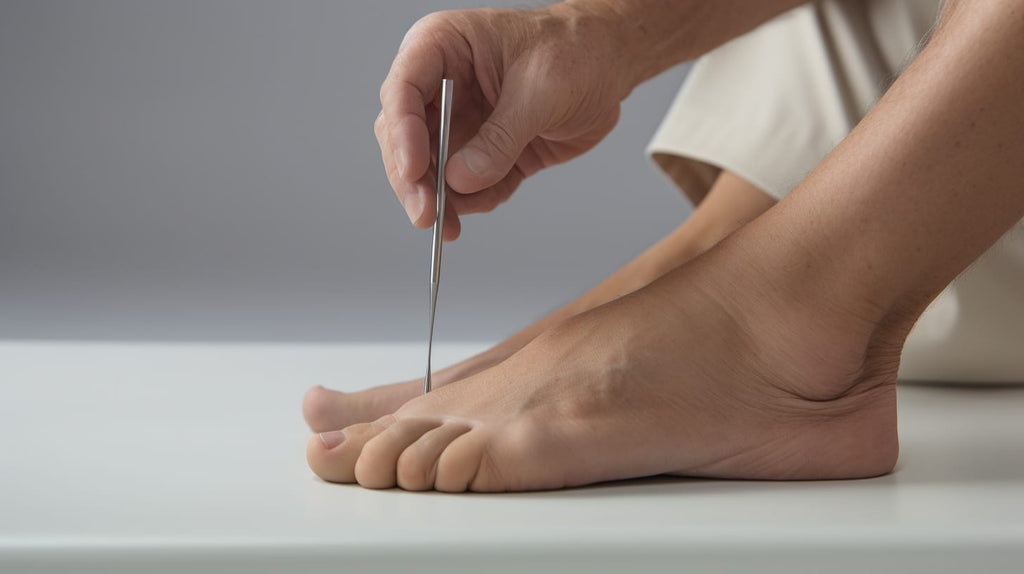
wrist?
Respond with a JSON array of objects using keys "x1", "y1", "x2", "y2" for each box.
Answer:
[
  {"x1": 543, "y1": 1, "x2": 660, "y2": 99},
  {"x1": 552, "y1": 0, "x2": 701, "y2": 91}
]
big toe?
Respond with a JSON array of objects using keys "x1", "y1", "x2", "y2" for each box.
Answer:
[{"x1": 302, "y1": 381, "x2": 420, "y2": 432}]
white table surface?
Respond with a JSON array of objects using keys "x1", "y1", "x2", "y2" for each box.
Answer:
[{"x1": 2, "y1": 341, "x2": 1024, "y2": 573}]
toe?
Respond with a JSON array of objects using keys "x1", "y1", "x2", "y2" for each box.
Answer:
[
  {"x1": 354, "y1": 418, "x2": 448, "y2": 489},
  {"x1": 306, "y1": 415, "x2": 397, "y2": 483},
  {"x1": 302, "y1": 381, "x2": 420, "y2": 432},
  {"x1": 435, "y1": 430, "x2": 495, "y2": 493},
  {"x1": 395, "y1": 423, "x2": 472, "y2": 491},
  {"x1": 302, "y1": 385, "x2": 341, "y2": 431}
]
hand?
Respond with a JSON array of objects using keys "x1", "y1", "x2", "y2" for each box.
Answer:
[{"x1": 375, "y1": 5, "x2": 630, "y2": 240}]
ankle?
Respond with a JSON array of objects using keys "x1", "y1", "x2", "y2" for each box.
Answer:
[{"x1": 685, "y1": 220, "x2": 904, "y2": 400}]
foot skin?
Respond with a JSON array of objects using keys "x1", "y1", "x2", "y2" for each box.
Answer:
[
  {"x1": 307, "y1": 244, "x2": 902, "y2": 492},
  {"x1": 302, "y1": 349, "x2": 510, "y2": 432}
]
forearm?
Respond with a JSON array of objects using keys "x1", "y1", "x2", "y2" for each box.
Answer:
[{"x1": 553, "y1": 0, "x2": 808, "y2": 93}]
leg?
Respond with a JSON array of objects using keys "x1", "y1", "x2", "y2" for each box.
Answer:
[
  {"x1": 303, "y1": 171, "x2": 775, "y2": 431},
  {"x1": 306, "y1": 0, "x2": 1024, "y2": 491}
]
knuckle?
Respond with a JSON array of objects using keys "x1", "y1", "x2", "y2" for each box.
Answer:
[
  {"x1": 411, "y1": 11, "x2": 449, "y2": 34},
  {"x1": 478, "y1": 120, "x2": 520, "y2": 164},
  {"x1": 396, "y1": 11, "x2": 448, "y2": 60}
]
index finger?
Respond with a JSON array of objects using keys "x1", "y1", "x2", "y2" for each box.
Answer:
[{"x1": 379, "y1": 21, "x2": 446, "y2": 185}]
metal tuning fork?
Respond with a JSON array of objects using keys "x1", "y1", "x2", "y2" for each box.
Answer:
[{"x1": 424, "y1": 78, "x2": 453, "y2": 394}]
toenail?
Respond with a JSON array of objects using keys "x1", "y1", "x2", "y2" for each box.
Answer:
[{"x1": 319, "y1": 430, "x2": 347, "y2": 449}]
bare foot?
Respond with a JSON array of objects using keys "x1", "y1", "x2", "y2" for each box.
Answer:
[{"x1": 306, "y1": 237, "x2": 904, "y2": 491}]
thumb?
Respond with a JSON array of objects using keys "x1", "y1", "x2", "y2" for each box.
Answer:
[{"x1": 447, "y1": 84, "x2": 545, "y2": 194}]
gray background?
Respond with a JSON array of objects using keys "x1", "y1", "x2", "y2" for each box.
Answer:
[{"x1": 0, "y1": 0, "x2": 691, "y2": 343}]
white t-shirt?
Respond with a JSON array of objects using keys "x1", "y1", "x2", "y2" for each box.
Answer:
[{"x1": 647, "y1": 0, "x2": 1024, "y2": 383}]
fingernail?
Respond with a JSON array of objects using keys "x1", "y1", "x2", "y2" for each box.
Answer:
[
  {"x1": 319, "y1": 430, "x2": 347, "y2": 449},
  {"x1": 394, "y1": 147, "x2": 409, "y2": 179},
  {"x1": 403, "y1": 188, "x2": 424, "y2": 223},
  {"x1": 458, "y1": 147, "x2": 491, "y2": 178}
]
